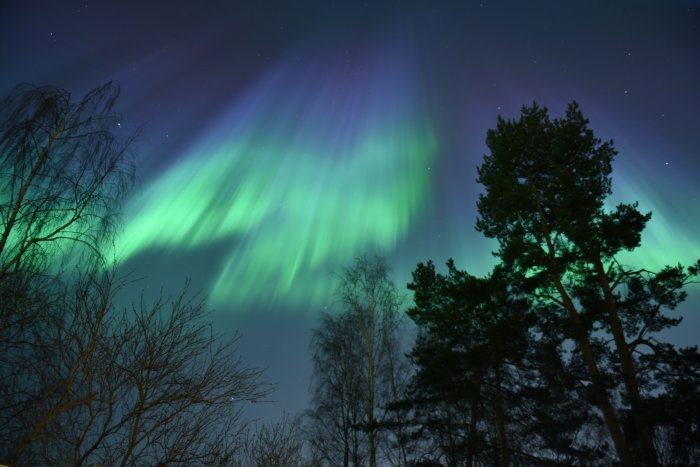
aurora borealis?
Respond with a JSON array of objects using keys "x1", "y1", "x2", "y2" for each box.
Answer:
[
  {"x1": 116, "y1": 43, "x2": 437, "y2": 306},
  {"x1": 2, "y1": 0, "x2": 699, "y2": 418}
]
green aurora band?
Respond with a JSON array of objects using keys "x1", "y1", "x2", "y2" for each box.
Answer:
[
  {"x1": 112, "y1": 48, "x2": 699, "y2": 311},
  {"x1": 609, "y1": 159, "x2": 700, "y2": 272},
  {"x1": 115, "y1": 48, "x2": 438, "y2": 307}
]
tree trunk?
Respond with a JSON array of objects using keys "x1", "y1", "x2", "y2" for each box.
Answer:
[
  {"x1": 593, "y1": 257, "x2": 660, "y2": 466},
  {"x1": 466, "y1": 371, "x2": 482, "y2": 467},
  {"x1": 550, "y1": 273, "x2": 634, "y2": 466},
  {"x1": 494, "y1": 365, "x2": 510, "y2": 467},
  {"x1": 532, "y1": 192, "x2": 634, "y2": 466},
  {"x1": 343, "y1": 421, "x2": 350, "y2": 467}
]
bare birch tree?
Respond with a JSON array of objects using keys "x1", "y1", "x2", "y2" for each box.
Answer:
[
  {"x1": 307, "y1": 255, "x2": 408, "y2": 467},
  {"x1": 0, "y1": 82, "x2": 267, "y2": 465},
  {"x1": 0, "y1": 81, "x2": 134, "y2": 278},
  {"x1": 1, "y1": 273, "x2": 267, "y2": 466}
]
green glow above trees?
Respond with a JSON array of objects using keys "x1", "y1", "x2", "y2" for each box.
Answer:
[{"x1": 115, "y1": 49, "x2": 438, "y2": 307}]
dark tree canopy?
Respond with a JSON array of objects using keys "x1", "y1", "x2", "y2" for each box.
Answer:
[
  {"x1": 474, "y1": 102, "x2": 700, "y2": 466},
  {"x1": 398, "y1": 102, "x2": 699, "y2": 467},
  {"x1": 476, "y1": 102, "x2": 650, "y2": 272}
]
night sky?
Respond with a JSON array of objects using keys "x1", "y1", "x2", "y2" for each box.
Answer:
[{"x1": 2, "y1": 1, "x2": 699, "y2": 420}]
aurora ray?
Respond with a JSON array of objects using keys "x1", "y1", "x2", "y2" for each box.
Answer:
[
  {"x1": 609, "y1": 160, "x2": 700, "y2": 271},
  {"x1": 116, "y1": 43, "x2": 437, "y2": 307}
]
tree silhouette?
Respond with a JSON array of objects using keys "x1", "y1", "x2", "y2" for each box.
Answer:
[
  {"x1": 0, "y1": 83, "x2": 268, "y2": 465},
  {"x1": 398, "y1": 102, "x2": 699, "y2": 466},
  {"x1": 236, "y1": 412, "x2": 307, "y2": 467},
  {"x1": 406, "y1": 262, "x2": 524, "y2": 466},
  {"x1": 307, "y1": 310, "x2": 366, "y2": 467},
  {"x1": 307, "y1": 255, "x2": 409, "y2": 467},
  {"x1": 475, "y1": 101, "x2": 699, "y2": 465},
  {"x1": 2, "y1": 275, "x2": 267, "y2": 466},
  {"x1": 0, "y1": 82, "x2": 134, "y2": 277},
  {"x1": 403, "y1": 260, "x2": 610, "y2": 465}
]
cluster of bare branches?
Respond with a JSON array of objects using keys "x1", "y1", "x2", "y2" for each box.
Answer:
[
  {"x1": 306, "y1": 255, "x2": 415, "y2": 467},
  {"x1": 235, "y1": 412, "x2": 308, "y2": 467},
  {"x1": 1, "y1": 273, "x2": 266, "y2": 466},
  {"x1": 0, "y1": 82, "x2": 267, "y2": 466},
  {"x1": 0, "y1": 81, "x2": 134, "y2": 278}
]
